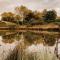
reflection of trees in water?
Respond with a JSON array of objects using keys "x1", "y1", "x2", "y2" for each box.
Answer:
[
  {"x1": 23, "y1": 31, "x2": 59, "y2": 46},
  {"x1": 23, "y1": 31, "x2": 43, "y2": 45},
  {"x1": 3, "y1": 31, "x2": 60, "y2": 60},
  {"x1": 2, "y1": 32, "x2": 22, "y2": 43},
  {"x1": 0, "y1": 30, "x2": 59, "y2": 45},
  {"x1": 43, "y1": 34, "x2": 56, "y2": 46}
]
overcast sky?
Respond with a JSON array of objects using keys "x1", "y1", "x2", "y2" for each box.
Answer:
[{"x1": 0, "y1": 0, "x2": 60, "y2": 15}]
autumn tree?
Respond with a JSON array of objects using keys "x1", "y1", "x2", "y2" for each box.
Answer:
[
  {"x1": 1, "y1": 12, "x2": 15, "y2": 23},
  {"x1": 15, "y1": 5, "x2": 32, "y2": 19},
  {"x1": 33, "y1": 11, "x2": 44, "y2": 25},
  {"x1": 15, "y1": 5, "x2": 33, "y2": 25},
  {"x1": 23, "y1": 11, "x2": 44, "y2": 25},
  {"x1": 33, "y1": 11, "x2": 43, "y2": 20},
  {"x1": 15, "y1": 15, "x2": 22, "y2": 25},
  {"x1": 15, "y1": 6, "x2": 44, "y2": 25},
  {"x1": 1, "y1": 12, "x2": 22, "y2": 24}
]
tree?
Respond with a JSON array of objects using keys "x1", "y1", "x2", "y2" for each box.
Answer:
[
  {"x1": 23, "y1": 11, "x2": 44, "y2": 25},
  {"x1": 33, "y1": 11, "x2": 43, "y2": 19},
  {"x1": 15, "y1": 5, "x2": 33, "y2": 25},
  {"x1": 15, "y1": 5, "x2": 32, "y2": 18},
  {"x1": 15, "y1": 6, "x2": 44, "y2": 25},
  {"x1": 1, "y1": 12, "x2": 22, "y2": 24},
  {"x1": 23, "y1": 12, "x2": 35, "y2": 25},
  {"x1": 43, "y1": 10, "x2": 57, "y2": 23},
  {"x1": 32, "y1": 11, "x2": 44, "y2": 25},
  {"x1": 15, "y1": 15, "x2": 22, "y2": 25},
  {"x1": 1, "y1": 12, "x2": 15, "y2": 23},
  {"x1": 15, "y1": 15, "x2": 21, "y2": 20}
]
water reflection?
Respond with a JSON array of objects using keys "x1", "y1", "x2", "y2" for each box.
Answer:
[
  {"x1": 0, "y1": 30, "x2": 59, "y2": 45},
  {"x1": 0, "y1": 32, "x2": 22, "y2": 43},
  {"x1": 0, "y1": 30, "x2": 60, "y2": 60}
]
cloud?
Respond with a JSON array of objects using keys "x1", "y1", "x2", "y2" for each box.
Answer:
[{"x1": 0, "y1": 0, "x2": 60, "y2": 15}]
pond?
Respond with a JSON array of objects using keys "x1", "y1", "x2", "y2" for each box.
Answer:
[{"x1": 0, "y1": 31, "x2": 60, "y2": 60}]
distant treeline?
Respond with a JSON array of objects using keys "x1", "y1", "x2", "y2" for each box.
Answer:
[{"x1": 0, "y1": 5, "x2": 60, "y2": 25}]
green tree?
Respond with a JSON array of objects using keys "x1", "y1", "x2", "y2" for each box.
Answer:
[
  {"x1": 43, "y1": 10, "x2": 57, "y2": 23},
  {"x1": 23, "y1": 12, "x2": 34, "y2": 25}
]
